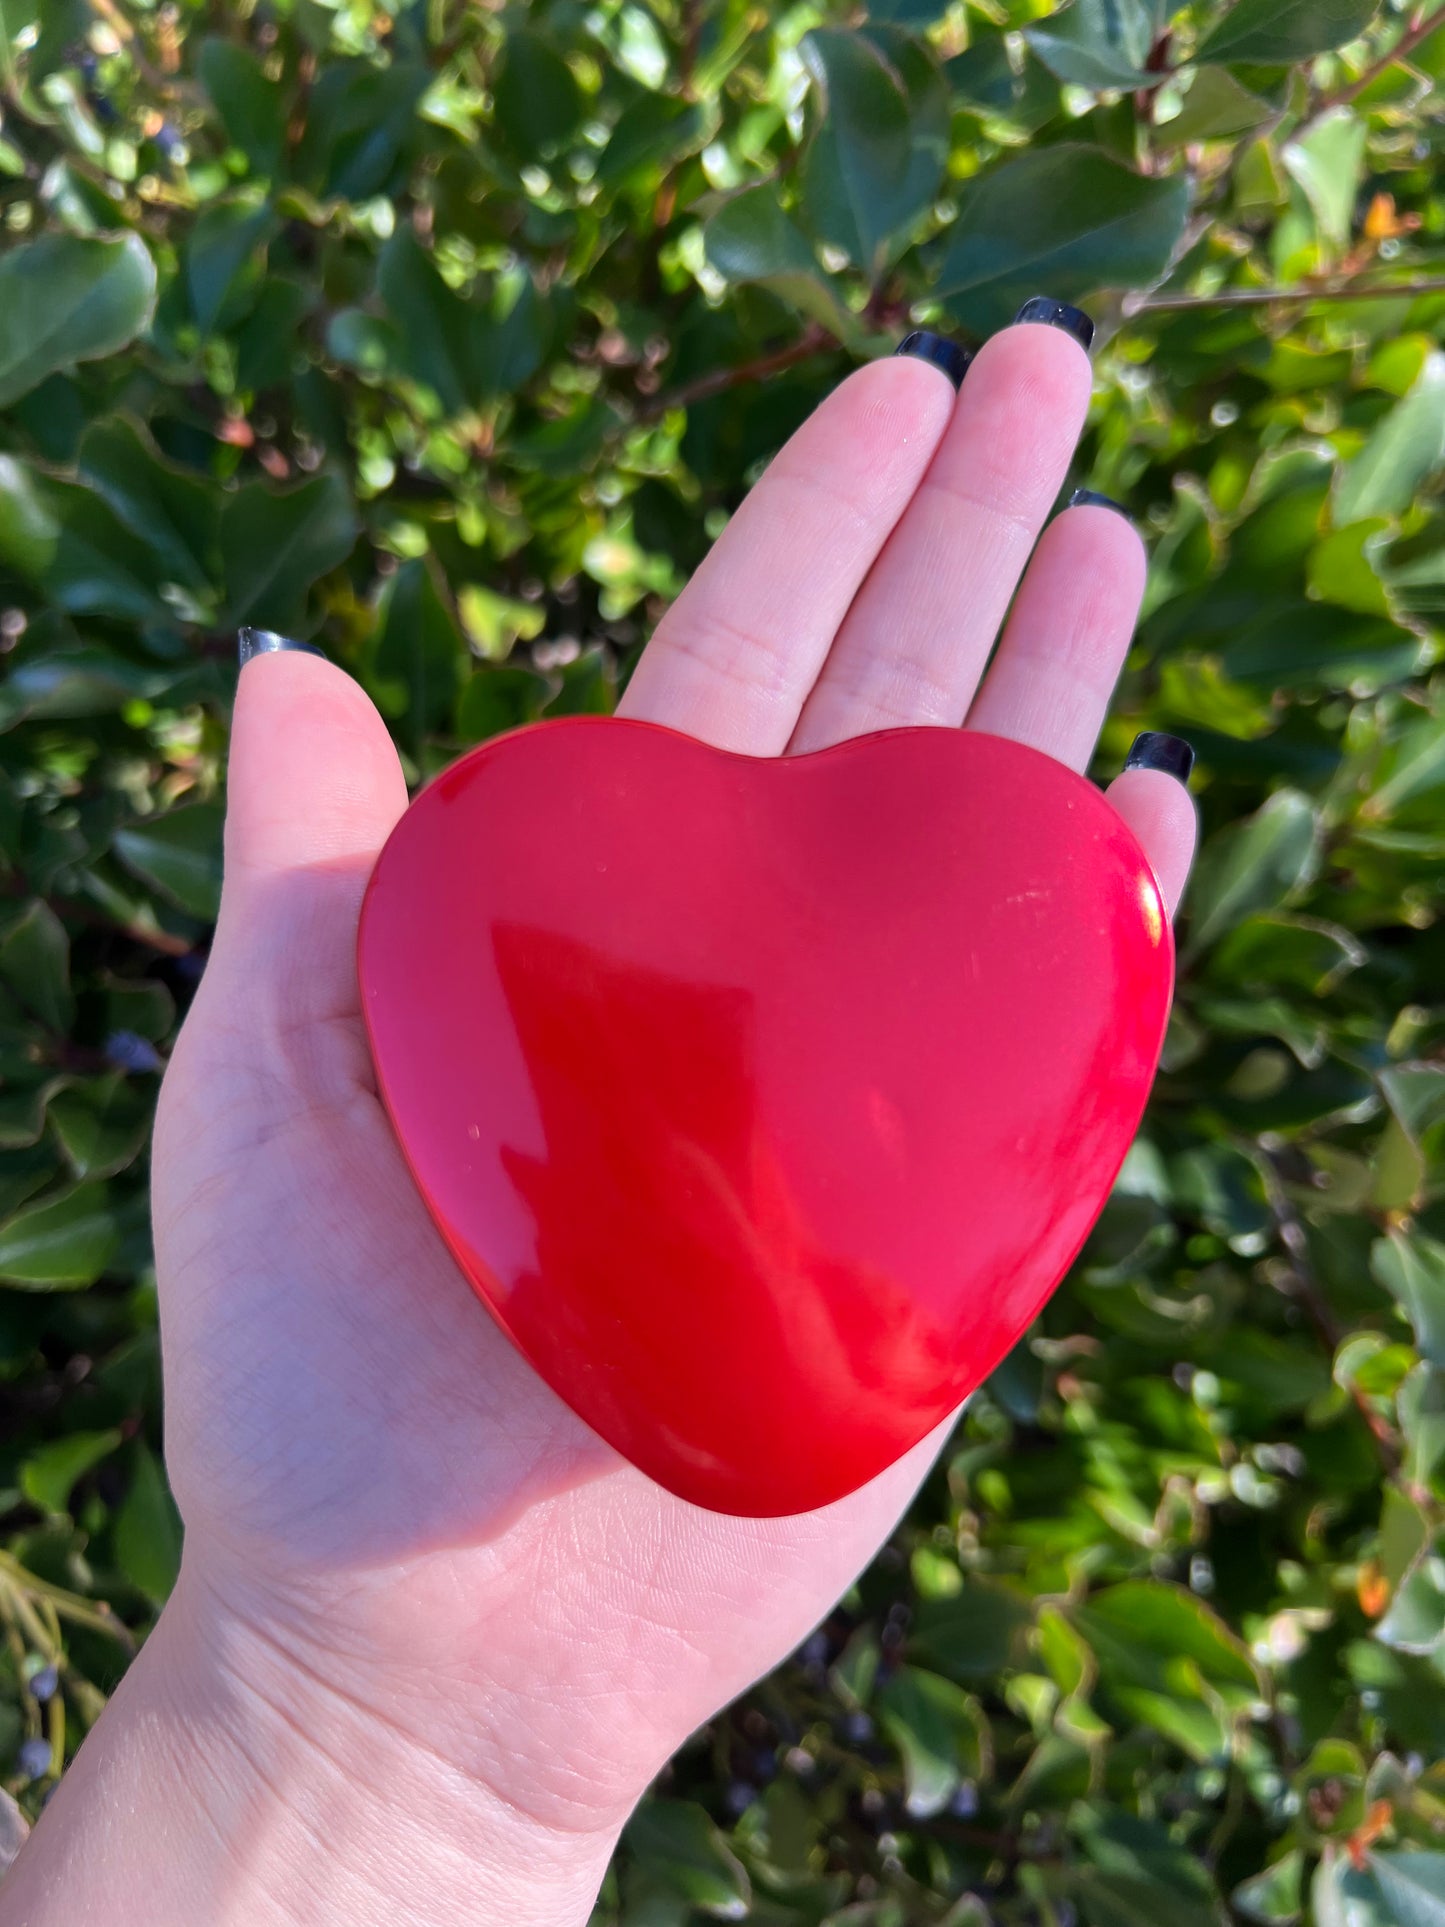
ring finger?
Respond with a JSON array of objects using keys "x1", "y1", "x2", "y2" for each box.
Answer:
[{"x1": 965, "y1": 490, "x2": 1146, "y2": 771}]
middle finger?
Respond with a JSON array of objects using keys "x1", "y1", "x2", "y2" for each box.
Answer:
[{"x1": 789, "y1": 304, "x2": 1095, "y2": 753}]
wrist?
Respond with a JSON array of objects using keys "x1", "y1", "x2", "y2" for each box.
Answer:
[{"x1": 4, "y1": 1556, "x2": 626, "y2": 1927}]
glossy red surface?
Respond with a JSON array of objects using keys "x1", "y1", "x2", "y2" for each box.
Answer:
[{"x1": 357, "y1": 718, "x2": 1173, "y2": 1516}]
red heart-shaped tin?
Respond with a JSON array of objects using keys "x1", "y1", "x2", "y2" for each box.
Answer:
[{"x1": 357, "y1": 718, "x2": 1172, "y2": 1516}]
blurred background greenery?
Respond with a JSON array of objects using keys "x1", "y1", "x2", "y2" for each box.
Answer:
[{"x1": 1, "y1": 0, "x2": 1444, "y2": 1919}]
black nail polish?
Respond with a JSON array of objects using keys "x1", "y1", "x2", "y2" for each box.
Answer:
[
  {"x1": 1013, "y1": 296, "x2": 1095, "y2": 352},
  {"x1": 1069, "y1": 487, "x2": 1132, "y2": 521},
  {"x1": 237, "y1": 627, "x2": 327, "y2": 666},
  {"x1": 1124, "y1": 731, "x2": 1194, "y2": 783},
  {"x1": 894, "y1": 329, "x2": 973, "y2": 390}
]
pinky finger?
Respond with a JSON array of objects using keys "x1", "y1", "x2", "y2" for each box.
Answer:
[{"x1": 1106, "y1": 735, "x2": 1198, "y2": 920}]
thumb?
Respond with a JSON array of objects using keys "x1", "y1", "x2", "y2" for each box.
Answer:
[{"x1": 208, "y1": 635, "x2": 408, "y2": 1030}]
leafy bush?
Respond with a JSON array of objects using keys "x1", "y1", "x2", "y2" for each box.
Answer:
[{"x1": 2, "y1": 0, "x2": 1445, "y2": 1919}]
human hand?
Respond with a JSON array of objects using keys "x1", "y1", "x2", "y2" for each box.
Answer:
[{"x1": 3, "y1": 306, "x2": 1196, "y2": 1927}]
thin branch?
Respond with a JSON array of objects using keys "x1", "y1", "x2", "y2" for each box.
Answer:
[
  {"x1": 679, "y1": 0, "x2": 703, "y2": 99},
  {"x1": 0, "y1": 873, "x2": 197, "y2": 959},
  {"x1": 1298, "y1": 3, "x2": 1445, "y2": 131},
  {"x1": 641, "y1": 324, "x2": 832, "y2": 418},
  {"x1": 1130, "y1": 275, "x2": 1445, "y2": 312},
  {"x1": 0, "y1": 1554, "x2": 137, "y2": 1655}
]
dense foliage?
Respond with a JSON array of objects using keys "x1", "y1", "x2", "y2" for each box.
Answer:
[{"x1": 1, "y1": 0, "x2": 1445, "y2": 1919}]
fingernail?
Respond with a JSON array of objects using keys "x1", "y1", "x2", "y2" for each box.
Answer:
[
  {"x1": 238, "y1": 627, "x2": 327, "y2": 666},
  {"x1": 1124, "y1": 731, "x2": 1194, "y2": 783},
  {"x1": 894, "y1": 329, "x2": 973, "y2": 390},
  {"x1": 1013, "y1": 296, "x2": 1095, "y2": 352},
  {"x1": 1069, "y1": 487, "x2": 1132, "y2": 521}
]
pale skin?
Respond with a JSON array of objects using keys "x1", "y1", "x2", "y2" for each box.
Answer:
[{"x1": 2, "y1": 318, "x2": 1196, "y2": 1925}]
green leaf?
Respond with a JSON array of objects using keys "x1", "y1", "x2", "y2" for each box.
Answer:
[
  {"x1": 456, "y1": 585, "x2": 546, "y2": 660},
  {"x1": 1377, "y1": 1062, "x2": 1445, "y2": 1206},
  {"x1": 1372, "y1": 1232, "x2": 1445, "y2": 1367},
  {"x1": 1070, "y1": 1809, "x2": 1225, "y2": 1927},
  {"x1": 1315, "y1": 1854, "x2": 1394, "y2": 1927},
  {"x1": 21, "y1": 0, "x2": 88, "y2": 84},
  {"x1": 471, "y1": 274, "x2": 550, "y2": 402},
  {"x1": 0, "y1": 451, "x2": 60, "y2": 581},
  {"x1": 623, "y1": 1802, "x2": 750, "y2": 1919},
  {"x1": 326, "y1": 310, "x2": 401, "y2": 382},
  {"x1": 185, "y1": 198, "x2": 277, "y2": 338},
  {"x1": 492, "y1": 30, "x2": 583, "y2": 161},
  {"x1": 869, "y1": 0, "x2": 953, "y2": 19},
  {"x1": 375, "y1": 234, "x2": 547, "y2": 414},
  {"x1": 1379, "y1": 1484, "x2": 1431, "y2": 1595},
  {"x1": 933, "y1": 145, "x2": 1190, "y2": 332},
  {"x1": 48, "y1": 1074, "x2": 152, "y2": 1181},
  {"x1": 704, "y1": 187, "x2": 859, "y2": 342},
  {"x1": 219, "y1": 473, "x2": 357, "y2": 632},
  {"x1": 0, "y1": 900, "x2": 73, "y2": 1032},
  {"x1": 0, "y1": 1075, "x2": 65, "y2": 1153},
  {"x1": 1307, "y1": 519, "x2": 1394, "y2": 615},
  {"x1": 1076, "y1": 1580, "x2": 1259, "y2": 1689},
  {"x1": 1027, "y1": 0, "x2": 1158, "y2": 90},
  {"x1": 296, "y1": 59, "x2": 429, "y2": 202},
  {"x1": 597, "y1": 94, "x2": 713, "y2": 188},
  {"x1": 99, "y1": 975, "x2": 175, "y2": 1044},
  {"x1": 828, "y1": 1626, "x2": 881, "y2": 1708},
  {"x1": 877, "y1": 1666, "x2": 985, "y2": 1818},
  {"x1": 0, "y1": 233, "x2": 156, "y2": 408},
  {"x1": 0, "y1": 459, "x2": 172, "y2": 626},
  {"x1": 0, "y1": 1182, "x2": 120, "y2": 1288},
  {"x1": 705, "y1": 186, "x2": 818, "y2": 283},
  {"x1": 1282, "y1": 109, "x2": 1367, "y2": 247},
  {"x1": 234, "y1": 277, "x2": 313, "y2": 392},
  {"x1": 20, "y1": 1429, "x2": 122, "y2": 1514},
  {"x1": 948, "y1": 32, "x2": 1062, "y2": 131},
  {"x1": 76, "y1": 416, "x2": 220, "y2": 599},
  {"x1": 1209, "y1": 601, "x2": 1422, "y2": 694},
  {"x1": 1201, "y1": 1327, "x2": 1332, "y2": 1413},
  {"x1": 0, "y1": 644, "x2": 177, "y2": 727},
  {"x1": 372, "y1": 558, "x2": 465, "y2": 741},
  {"x1": 113, "y1": 1441, "x2": 182, "y2": 1603},
  {"x1": 1185, "y1": 790, "x2": 1321, "y2": 953},
  {"x1": 1399, "y1": 1364, "x2": 1445, "y2": 1487},
  {"x1": 1366, "y1": 715, "x2": 1445, "y2": 818},
  {"x1": 1234, "y1": 1848, "x2": 1305, "y2": 1924},
  {"x1": 455, "y1": 665, "x2": 550, "y2": 743},
  {"x1": 1370, "y1": 1854, "x2": 1445, "y2": 1927},
  {"x1": 199, "y1": 37, "x2": 288, "y2": 179},
  {"x1": 798, "y1": 28, "x2": 948, "y2": 273},
  {"x1": 910, "y1": 1580, "x2": 1034, "y2": 1680},
  {"x1": 0, "y1": 0, "x2": 39, "y2": 93},
  {"x1": 0, "y1": 1142, "x2": 60, "y2": 1220},
  {"x1": 1198, "y1": 0, "x2": 1380, "y2": 66},
  {"x1": 544, "y1": 644, "x2": 616, "y2": 717},
  {"x1": 1157, "y1": 65, "x2": 1275, "y2": 145},
  {"x1": 1337, "y1": 353, "x2": 1445, "y2": 523},
  {"x1": 113, "y1": 803, "x2": 225, "y2": 922},
  {"x1": 377, "y1": 226, "x2": 477, "y2": 416},
  {"x1": 1374, "y1": 1556, "x2": 1445, "y2": 1656}
]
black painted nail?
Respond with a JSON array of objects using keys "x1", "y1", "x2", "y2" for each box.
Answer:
[
  {"x1": 1124, "y1": 731, "x2": 1194, "y2": 784},
  {"x1": 237, "y1": 627, "x2": 327, "y2": 666},
  {"x1": 894, "y1": 329, "x2": 973, "y2": 389},
  {"x1": 1070, "y1": 487, "x2": 1132, "y2": 521},
  {"x1": 1014, "y1": 296, "x2": 1095, "y2": 352}
]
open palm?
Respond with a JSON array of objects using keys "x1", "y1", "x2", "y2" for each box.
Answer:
[{"x1": 151, "y1": 316, "x2": 1196, "y2": 1842}]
